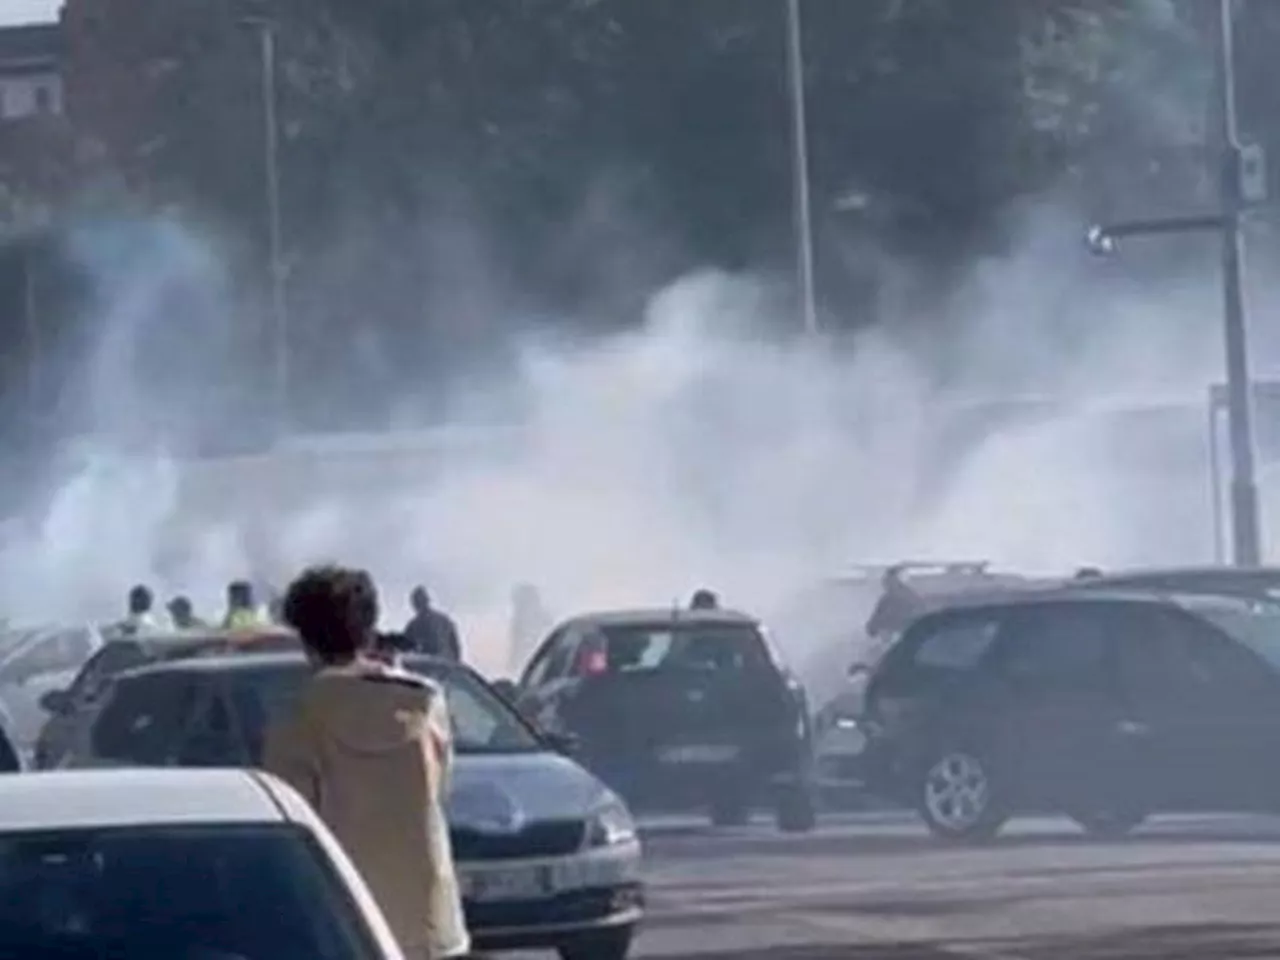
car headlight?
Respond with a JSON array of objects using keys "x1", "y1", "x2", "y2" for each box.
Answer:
[{"x1": 586, "y1": 796, "x2": 637, "y2": 848}]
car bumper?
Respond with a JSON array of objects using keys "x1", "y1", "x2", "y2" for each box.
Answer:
[
  {"x1": 461, "y1": 840, "x2": 644, "y2": 950},
  {"x1": 590, "y1": 745, "x2": 810, "y2": 806},
  {"x1": 468, "y1": 885, "x2": 643, "y2": 950}
]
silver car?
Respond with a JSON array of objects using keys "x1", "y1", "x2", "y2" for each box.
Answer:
[{"x1": 63, "y1": 652, "x2": 645, "y2": 960}]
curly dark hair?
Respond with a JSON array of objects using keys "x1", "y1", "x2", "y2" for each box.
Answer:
[{"x1": 283, "y1": 565, "x2": 379, "y2": 663}]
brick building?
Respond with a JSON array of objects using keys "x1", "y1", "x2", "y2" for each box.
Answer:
[{"x1": 0, "y1": 23, "x2": 62, "y2": 122}]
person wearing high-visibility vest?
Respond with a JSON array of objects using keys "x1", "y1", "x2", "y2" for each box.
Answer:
[{"x1": 223, "y1": 580, "x2": 266, "y2": 631}]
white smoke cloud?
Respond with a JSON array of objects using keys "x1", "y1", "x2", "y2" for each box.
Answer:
[{"x1": 1, "y1": 202, "x2": 1267, "y2": 683}]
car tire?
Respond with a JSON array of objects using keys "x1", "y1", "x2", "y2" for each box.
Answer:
[
  {"x1": 558, "y1": 924, "x2": 635, "y2": 960},
  {"x1": 917, "y1": 746, "x2": 1006, "y2": 843},
  {"x1": 1069, "y1": 806, "x2": 1147, "y2": 839},
  {"x1": 776, "y1": 783, "x2": 818, "y2": 834},
  {"x1": 709, "y1": 789, "x2": 751, "y2": 827}
]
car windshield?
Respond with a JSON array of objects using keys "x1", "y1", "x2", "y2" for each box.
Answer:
[
  {"x1": 235, "y1": 660, "x2": 544, "y2": 756},
  {"x1": 0, "y1": 823, "x2": 379, "y2": 959},
  {"x1": 1194, "y1": 602, "x2": 1280, "y2": 671},
  {"x1": 594, "y1": 622, "x2": 773, "y2": 675}
]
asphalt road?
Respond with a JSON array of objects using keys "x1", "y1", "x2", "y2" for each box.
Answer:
[{"x1": 619, "y1": 812, "x2": 1280, "y2": 960}]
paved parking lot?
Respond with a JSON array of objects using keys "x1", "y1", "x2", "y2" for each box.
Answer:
[{"x1": 624, "y1": 813, "x2": 1280, "y2": 959}]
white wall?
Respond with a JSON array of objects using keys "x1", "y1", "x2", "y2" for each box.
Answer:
[{"x1": 0, "y1": 71, "x2": 61, "y2": 119}]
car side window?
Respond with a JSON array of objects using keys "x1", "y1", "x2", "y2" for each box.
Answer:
[
  {"x1": 541, "y1": 627, "x2": 582, "y2": 681},
  {"x1": 520, "y1": 634, "x2": 556, "y2": 689},
  {"x1": 91, "y1": 675, "x2": 197, "y2": 765},
  {"x1": 910, "y1": 616, "x2": 1001, "y2": 670},
  {"x1": 6, "y1": 629, "x2": 95, "y2": 682},
  {"x1": 994, "y1": 606, "x2": 1116, "y2": 693},
  {"x1": 70, "y1": 641, "x2": 150, "y2": 706},
  {"x1": 177, "y1": 688, "x2": 244, "y2": 767},
  {"x1": 521, "y1": 628, "x2": 571, "y2": 688},
  {"x1": 1121, "y1": 610, "x2": 1274, "y2": 710}
]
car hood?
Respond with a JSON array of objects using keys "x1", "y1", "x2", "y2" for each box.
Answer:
[{"x1": 447, "y1": 751, "x2": 611, "y2": 828}]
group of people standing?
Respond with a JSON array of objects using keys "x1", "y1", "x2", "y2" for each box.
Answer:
[
  {"x1": 114, "y1": 581, "x2": 275, "y2": 636},
  {"x1": 111, "y1": 578, "x2": 468, "y2": 664}
]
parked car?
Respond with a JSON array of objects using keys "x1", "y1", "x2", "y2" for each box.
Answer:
[
  {"x1": 0, "y1": 625, "x2": 103, "y2": 761},
  {"x1": 852, "y1": 591, "x2": 1280, "y2": 841},
  {"x1": 33, "y1": 627, "x2": 298, "y2": 770},
  {"x1": 514, "y1": 608, "x2": 816, "y2": 832},
  {"x1": 777, "y1": 563, "x2": 1054, "y2": 742},
  {"x1": 1062, "y1": 565, "x2": 1280, "y2": 600},
  {"x1": 63, "y1": 653, "x2": 644, "y2": 960},
  {"x1": 0, "y1": 768, "x2": 406, "y2": 958}
]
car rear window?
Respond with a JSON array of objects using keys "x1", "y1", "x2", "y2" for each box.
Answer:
[
  {"x1": 232, "y1": 662, "x2": 543, "y2": 758},
  {"x1": 0, "y1": 823, "x2": 379, "y2": 959},
  {"x1": 593, "y1": 622, "x2": 773, "y2": 676},
  {"x1": 1190, "y1": 601, "x2": 1280, "y2": 671}
]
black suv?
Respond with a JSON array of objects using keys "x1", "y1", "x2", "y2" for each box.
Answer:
[
  {"x1": 513, "y1": 608, "x2": 816, "y2": 832},
  {"x1": 1064, "y1": 565, "x2": 1280, "y2": 600},
  {"x1": 859, "y1": 592, "x2": 1280, "y2": 841}
]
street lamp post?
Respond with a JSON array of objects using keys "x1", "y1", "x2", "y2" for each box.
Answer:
[
  {"x1": 785, "y1": 0, "x2": 819, "y2": 337},
  {"x1": 242, "y1": 17, "x2": 289, "y2": 435},
  {"x1": 1213, "y1": 0, "x2": 1261, "y2": 568},
  {"x1": 1086, "y1": 0, "x2": 1263, "y2": 567}
]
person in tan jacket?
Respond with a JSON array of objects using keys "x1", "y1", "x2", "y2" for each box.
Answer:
[{"x1": 263, "y1": 565, "x2": 470, "y2": 959}]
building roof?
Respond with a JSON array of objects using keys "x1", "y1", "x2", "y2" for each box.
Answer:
[
  {"x1": 0, "y1": 769, "x2": 288, "y2": 832},
  {"x1": 0, "y1": 24, "x2": 59, "y2": 73}
]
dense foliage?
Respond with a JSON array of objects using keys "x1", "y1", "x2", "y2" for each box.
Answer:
[{"x1": 7, "y1": 0, "x2": 1276, "y2": 435}]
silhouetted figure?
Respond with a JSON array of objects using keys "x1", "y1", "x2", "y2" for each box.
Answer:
[
  {"x1": 167, "y1": 595, "x2": 206, "y2": 630},
  {"x1": 690, "y1": 588, "x2": 720, "y2": 611},
  {"x1": 117, "y1": 585, "x2": 159, "y2": 636},
  {"x1": 509, "y1": 583, "x2": 552, "y2": 672},
  {"x1": 404, "y1": 586, "x2": 462, "y2": 662},
  {"x1": 223, "y1": 580, "x2": 265, "y2": 631},
  {"x1": 865, "y1": 566, "x2": 924, "y2": 641}
]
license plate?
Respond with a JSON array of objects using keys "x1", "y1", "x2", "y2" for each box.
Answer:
[
  {"x1": 461, "y1": 864, "x2": 554, "y2": 903},
  {"x1": 658, "y1": 744, "x2": 740, "y2": 764}
]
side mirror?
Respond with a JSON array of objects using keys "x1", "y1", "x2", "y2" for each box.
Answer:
[
  {"x1": 542, "y1": 730, "x2": 579, "y2": 756},
  {"x1": 40, "y1": 689, "x2": 71, "y2": 715}
]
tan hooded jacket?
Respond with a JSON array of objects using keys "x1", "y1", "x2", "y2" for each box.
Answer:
[{"x1": 263, "y1": 660, "x2": 469, "y2": 958}]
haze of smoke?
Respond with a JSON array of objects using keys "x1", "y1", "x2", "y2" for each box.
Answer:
[{"x1": 0, "y1": 202, "x2": 1255, "y2": 680}]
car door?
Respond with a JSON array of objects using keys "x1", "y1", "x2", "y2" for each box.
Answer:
[
  {"x1": 1117, "y1": 608, "x2": 1280, "y2": 811},
  {"x1": 82, "y1": 673, "x2": 200, "y2": 768},
  {"x1": 175, "y1": 681, "x2": 247, "y2": 768},
  {"x1": 985, "y1": 603, "x2": 1128, "y2": 812}
]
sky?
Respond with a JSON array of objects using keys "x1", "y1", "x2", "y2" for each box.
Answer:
[{"x1": 0, "y1": 0, "x2": 58, "y2": 26}]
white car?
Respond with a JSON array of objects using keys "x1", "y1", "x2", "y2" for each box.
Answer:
[{"x1": 0, "y1": 768, "x2": 407, "y2": 959}]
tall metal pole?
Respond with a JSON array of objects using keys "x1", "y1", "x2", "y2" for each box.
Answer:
[
  {"x1": 785, "y1": 0, "x2": 819, "y2": 337},
  {"x1": 23, "y1": 245, "x2": 39, "y2": 410},
  {"x1": 1207, "y1": 394, "x2": 1225, "y2": 563},
  {"x1": 255, "y1": 20, "x2": 289, "y2": 435},
  {"x1": 1216, "y1": 0, "x2": 1262, "y2": 566}
]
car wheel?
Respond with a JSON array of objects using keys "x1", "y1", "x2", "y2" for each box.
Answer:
[
  {"x1": 1069, "y1": 806, "x2": 1147, "y2": 839},
  {"x1": 775, "y1": 783, "x2": 818, "y2": 833},
  {"x1": 558, "y1": 924, "x2": 635, "y2": 960},
  {"x1": 918, "y1": 747, "x2": 1006, "y2": 842},
  {"x1": 709, "y1": 789, "x2": 751, "y2": 827}
]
